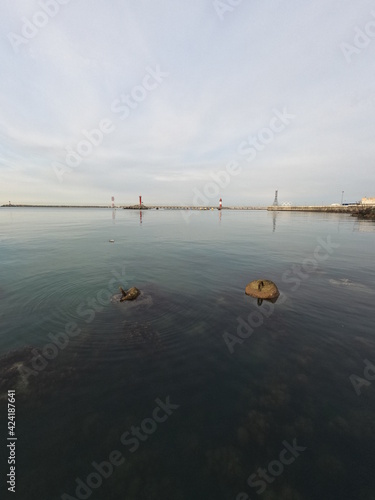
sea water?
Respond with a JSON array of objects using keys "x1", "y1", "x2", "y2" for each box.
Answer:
[{"x1": 0, "y1": 208, "x2": 374, "y2": 500}]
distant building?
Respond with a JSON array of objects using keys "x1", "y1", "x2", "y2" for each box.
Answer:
[{"x1": 361, "y1": 197, "x2": 375, "y2": 205}]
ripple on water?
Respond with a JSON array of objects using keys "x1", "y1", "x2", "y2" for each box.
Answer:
[
  {"x1": 47, "y1": 282, "x2": 219, "y2": 375},
  {"x1": 14, "y1": 271, "x2": 103, "y2": 316}
]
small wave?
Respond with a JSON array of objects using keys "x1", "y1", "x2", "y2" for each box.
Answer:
[{"x1": 328, "y1": 278, "x2": 374, "y2": 294}]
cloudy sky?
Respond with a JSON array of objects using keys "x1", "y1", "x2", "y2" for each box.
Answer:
[{"x1": 1, "y1": 0, "x2": 374, "y2": 206}]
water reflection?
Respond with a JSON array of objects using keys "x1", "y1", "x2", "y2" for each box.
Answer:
[
  {"x1": 272, "y1": 211, "x2": 277, "y2": 232},
  {"x1": 353, "y1": 219, "x2": 375, "y2": 232}
]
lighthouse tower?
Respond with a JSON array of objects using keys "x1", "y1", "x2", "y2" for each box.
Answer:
[{"x1": 219, "y1": 198, "x2": 222, "y2": 210}]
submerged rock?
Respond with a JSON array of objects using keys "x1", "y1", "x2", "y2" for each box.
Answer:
[
  {"x1": 122, "y1": 321, "x2": 161, "y2": 353},
  {"x1": 119, "y1": 286, "x2": 140, "y2": 302},
  {"x1": 245, "y1": 279, "x2": 280, "y2": 300},
  {"x1": 0, "y1": 347, "x2": 35, "y2": 397}
]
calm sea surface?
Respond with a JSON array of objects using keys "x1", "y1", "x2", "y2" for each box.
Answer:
[{"x1": 0, "y1": 208, "x2": 374, "y2": 500}]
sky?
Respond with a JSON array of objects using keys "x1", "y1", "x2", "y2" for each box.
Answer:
[{"x1": 1, "y1": 0, "x2": 374, "y2": 206}]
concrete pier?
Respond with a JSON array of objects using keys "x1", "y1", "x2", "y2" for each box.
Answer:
[
  {"x1": 266, "y1": 205, "x2": 363, "y2": 213},
  {"x1": 123, "y1": 206, "x2": 267, "y2": 210},
  {"x1": 122, "y1": 205, "x2": 367, "y2": 213}
]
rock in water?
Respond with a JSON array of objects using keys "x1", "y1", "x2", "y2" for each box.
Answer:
[
  {"x1": 119, "y1": 286, "x2": 140, "y2": 301},
  {"x1": 245, "y1": 279, "x2": 279, "y2": 300}
]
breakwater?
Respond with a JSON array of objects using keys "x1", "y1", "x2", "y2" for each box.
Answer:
[
  {"x1": 267, "y1": 205, "x2": 363, "y2": 213},
  {"x1": 123, "y1": 206, "x2": 268, "y2": 210}
]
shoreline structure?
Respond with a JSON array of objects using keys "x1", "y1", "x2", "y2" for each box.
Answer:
[{"x1": 1, "y1": 204, "x2": 372, "y2": 214}]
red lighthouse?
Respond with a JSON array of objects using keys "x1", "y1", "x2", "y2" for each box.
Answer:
[
  {"x1": 219, "y1": 198, "x2": 222, "y2": 210},
  {"x1": 139, "y1": 196, "x2": 142, "y2": 208}
]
